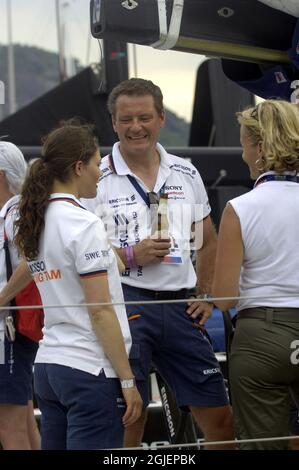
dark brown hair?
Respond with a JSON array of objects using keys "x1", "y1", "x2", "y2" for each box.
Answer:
[
  {"x1": 15, "y1": 119, "x2": 98, "y2": 260},
  {"x1": 107, "y1": 78, "x2": 164, "y2": 117}
]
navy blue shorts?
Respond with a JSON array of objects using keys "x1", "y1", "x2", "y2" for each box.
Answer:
[
  {"x1": 0, "y1": 331, "x2": 38, "y2": 405},
  {"x1": 34, "y1": 363, "x2": 125, "y2": 450},
  {"x1": 123, "y1": 284, "x2": 228, "y2": 410}
]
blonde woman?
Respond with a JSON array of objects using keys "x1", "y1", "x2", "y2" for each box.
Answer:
[{"x1": 212, "y1": 100, "x2": 299, "y2": 450}]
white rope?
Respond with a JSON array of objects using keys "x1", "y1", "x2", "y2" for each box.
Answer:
[
  {"x1": 150, "y1": 0, "x2": 168, "y2": 48},
  {"x1": 3, "y1": 288, "x2": 297, "y2": 450},
  {"x1": 1, "y1": 293, "x2": 299, "y2": 310}
]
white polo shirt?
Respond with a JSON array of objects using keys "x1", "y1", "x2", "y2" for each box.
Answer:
[
  {"x1": 83, "y1": 143, "x2": 211, "y2": 291},
  {"x1": 0, "y1": 195, "x2": 20, "y2": 322},
  {"x1": 31, "y1": 193, "x2": 131, "y2": 377}
]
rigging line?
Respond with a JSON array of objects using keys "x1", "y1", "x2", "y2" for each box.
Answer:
[
  {"x1": 70, "y1": 1, "x2": 91, "y2": 49},
  {"x1": 34, "y1": 14, "x2": 56, "y2": 47},
  {"x1": 26, "y1": 0, "x2": 55, "y2": 45},
  {"x1": 69, "y1": 4, "x2": 89, "y2": 40},
  {"x1": 67, "y1": 2, "x2": 92, "y2": 66}
]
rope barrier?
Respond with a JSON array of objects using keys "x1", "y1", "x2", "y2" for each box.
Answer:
[
  {"x1": 117, "y1": 434, "x2": 299, "y2": 450},
  {"x1": 1, "y1": 293, "x2": 299, "y2": 310},
  {"x1": 2, "y1": 290, "x2": 298, "y2": 450}
]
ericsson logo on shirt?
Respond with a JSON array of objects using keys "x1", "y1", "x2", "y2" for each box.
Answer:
[
  {"x1": 29, "y1": 260, "x2": 61, "y2": 284},
  {"x1": 108, "y1": 194, "x2": 136, "y2": 208},
  {"x1": 172, "y1": 163, "x2": 197, "y2": 178}
]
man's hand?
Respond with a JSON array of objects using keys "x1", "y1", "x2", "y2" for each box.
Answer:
[
  {"x1": 133, "y1": 237, "x2": 171, "y2": 266},
  {"x1": 186, "y1": 298, "x2": 213, "y2": 326},
  {"x1": 122, "y1": 387, "x2": 143, "y2": 427}
]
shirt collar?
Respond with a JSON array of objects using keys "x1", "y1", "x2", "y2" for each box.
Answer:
[
  {"x1": 254, "y1": 171, "x2": 299, "y2": 188},
  {"x1": 49, "y1": 193, "x2": 86, "y2": 209},
  {"x1": 110, "y1": 142, "x2": 174, "y2": 176},
  {"x1": 0, "y1": 194, "x2": 19, "y2": 220}
]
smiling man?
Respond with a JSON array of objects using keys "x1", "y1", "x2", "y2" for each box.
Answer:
[{"x1": 84, "y1": 78, "x2": 234, "y2": 449}]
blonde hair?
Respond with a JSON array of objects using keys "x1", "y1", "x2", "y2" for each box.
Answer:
[{"x1": 237, "y1": 100, "x2": 299, "y2": 173}]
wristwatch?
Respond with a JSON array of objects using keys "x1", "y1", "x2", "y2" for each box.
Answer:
[
  {"x1": 120, "y1": 377, "x2": 136, "y2": 389},
  {"x1": 202, "y1": 293, "x2": 215, "y2": 307}
]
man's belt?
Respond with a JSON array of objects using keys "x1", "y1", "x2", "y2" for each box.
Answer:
[{"x1": 124, "y1": 285, "x2": 190, "y2": 300}]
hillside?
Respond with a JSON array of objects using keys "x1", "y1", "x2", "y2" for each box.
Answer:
[
  {"x1": 0, "y1": 44, "x2": 189, "y2": 146},
  {"x1": 0, "y1": 45, "x2": 62, "y2": 117}
]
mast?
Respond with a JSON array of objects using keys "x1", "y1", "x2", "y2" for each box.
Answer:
[
  {"x1": 55, "y1": 0, "x2": 66, "y2": 82},
  {"x1": 7, "y1": 0, "x2": 17, "y2": 114},
  {"x1": 56, "y1": 0, "x2": 76, "y2": 81}
]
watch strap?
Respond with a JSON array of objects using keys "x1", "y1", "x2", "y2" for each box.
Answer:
[{"x1": 120, "y1": 377, "x2": 136, "y2": 389}]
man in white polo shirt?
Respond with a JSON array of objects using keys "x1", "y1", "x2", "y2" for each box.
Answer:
[{"x1": 84, "y1": 78, "x2": 234, "y2": 448}]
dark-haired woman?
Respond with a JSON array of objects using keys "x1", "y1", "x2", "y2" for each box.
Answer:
[{"x1": 14, "y1": 121, "x2": 142, "y2": 450}]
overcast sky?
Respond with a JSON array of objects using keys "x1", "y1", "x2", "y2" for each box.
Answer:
[{"x1": 0, "y1": 0, "x2": 204, "y2": 121}]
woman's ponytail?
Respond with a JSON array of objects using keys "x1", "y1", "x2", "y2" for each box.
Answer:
[
  {"x1": 15, "y1": 119, "x2": 98, "y2": 260},
  {"x1": 15, "y1": 159, "x2": 53, "y2": 260}
]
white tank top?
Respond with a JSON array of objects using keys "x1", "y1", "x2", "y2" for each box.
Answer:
[{"x1": 230, "y1": 175, "x2": 299, "y2": 310}]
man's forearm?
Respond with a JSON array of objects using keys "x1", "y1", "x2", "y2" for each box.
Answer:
[
  {"x1": 114, "y1": 238, "x2": 171, "y2": 267},
  {"x1": 0, "y1": 260, "x2": 32, "y2": 305},
  {"x1": 196, "y1": 238, "x2": 217, "y2": 295}
]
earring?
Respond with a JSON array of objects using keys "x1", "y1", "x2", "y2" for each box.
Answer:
[{"x1": 255, "y1": 157, "x2": 265, "y2": 172}]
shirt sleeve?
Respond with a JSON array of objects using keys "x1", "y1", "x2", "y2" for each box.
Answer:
[
  {"x1": 80, "y1": 197, "x2": 98, "y2": 214},
  {"x1": 191, "y1": 167, "x2": 211, "y2": 222},
  {"x1": 73, "y1": 218, "x2": 111, "y2": 278},
  {"x1": 80, "y1": 191, "x2": 106, "y2": 219}
]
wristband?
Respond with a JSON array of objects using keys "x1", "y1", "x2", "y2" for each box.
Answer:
[{"x1": 124, "y1": 246, "x2": 137, "y2": 269}]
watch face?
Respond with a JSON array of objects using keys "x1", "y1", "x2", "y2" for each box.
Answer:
[
  {"x1": 203, "y1": 294, "x2": 213, "y2": 300},
  {"x1": 121, "y1": 378, "x2": 135, "y2": 389}
]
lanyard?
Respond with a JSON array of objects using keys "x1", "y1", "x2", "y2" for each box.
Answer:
[
  {"x1": 254, "y1": 173, "x2": 299, "y2": 188},
  {"x1": 2, "y1": 202, "x2": 17, "y2": 245},
  {"x1": 127, "y1": 175, "x2": 165, "y2": 208},
  {"x1": 49, "y1": 197, "x2": 87, "y2": 210}
]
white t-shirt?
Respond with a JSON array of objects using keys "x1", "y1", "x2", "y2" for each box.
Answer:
[
  {"x1": 0, "y1": 195, "x2": 20, "y2": 323},
  {"x1": 31, "y1": 193, "x2": 132, "y2": 377},
  {"x1": 83, "y1": 142, "x2": 211, "y2": 291},
  {"x1": 230, "y1": 176, "x2": 299, "y2": 310}
]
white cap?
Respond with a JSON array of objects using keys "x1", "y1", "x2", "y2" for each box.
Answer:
[{"x1": 0, "y1": 141, "x2": 27, "y2": 195}]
